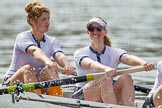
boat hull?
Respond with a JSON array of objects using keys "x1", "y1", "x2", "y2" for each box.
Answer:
[{"x1": 0, "y1": 92, "x2": 139, "y2": 108}]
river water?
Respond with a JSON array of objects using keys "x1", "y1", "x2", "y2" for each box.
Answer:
[{"x1": 0, "y1": 0, "x2": 162, "y2": 90}]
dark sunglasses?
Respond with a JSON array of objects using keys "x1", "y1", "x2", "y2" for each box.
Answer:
[{"x1": 87, "y1": 26, "x2": 105, "y2": 32}]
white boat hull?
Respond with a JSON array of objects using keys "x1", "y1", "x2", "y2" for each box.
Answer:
[{"x1": 0, "y1": 92, "x2": 142, "y2": 108}]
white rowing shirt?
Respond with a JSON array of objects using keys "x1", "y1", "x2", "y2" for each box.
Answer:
[
  {"x1": 148, "y1": 60, "x2": 162, "y2": 97},
  {"x1": 5, "y1": 30, "x2": 63, "y2": 78},
  {"x1": 74, "y1": 46, "x2": 128, "y2": 87}
]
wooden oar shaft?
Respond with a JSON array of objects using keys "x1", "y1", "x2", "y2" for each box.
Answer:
[
  {"x1": 58, "y1": 65, "x2": 146, "y2": 76},
  {"x1": 117, "y1": 65, "x2": 146, "y2": 75},
  {"x1": 92, "y1": 65, "x2": 145, "y2": 79}
]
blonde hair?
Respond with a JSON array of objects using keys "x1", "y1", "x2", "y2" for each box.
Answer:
[
  {"x1": 104, "y1": 36, "x2": 111, "y2": 46},
  {"x1": 96, "y1": 16, "x2": 112, "y2": 46},
  {"x1": 25, "y1": 0, "x2": 50, "y2": 24}
]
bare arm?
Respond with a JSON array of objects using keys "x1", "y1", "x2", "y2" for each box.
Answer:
[
  {"x1": 80, "y1": 57, "x2": 117, "y2": 77},
  {"x1": 120, "y1": 54, "x2": 154, "y2": 71},
  {"x1": 54, "y1": 52, "x2": 74, "y2": 75},
  {"x1": 27, "y1": 46, "x2": 52, "y2": 65},
  {"x1": 81, "y1": 57, "x2": 108, "y2": 72},
  {"x1": 27, "y1": 46, "x2": 58, "y2": 72},
  {"x1": 54, "y1": 52, "x2": 69, "y2": 67},
  {"x1": 120, "y1": 54, "x2": 147, "y2": 66}
]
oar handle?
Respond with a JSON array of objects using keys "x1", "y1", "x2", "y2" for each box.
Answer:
[
  {"x1": 116, "y1": 65, "x2": 146, "y2": 76},
  {"x1": 57, "y1": 67, "x2": 76, "y2": 75},
  {"x1": 92, "y1": 65, "x2": 146, "y2": 80},
  {"x1": 57, "y1": 67, "x2": 65, "y2": 74},
  {"x1": 58, "y1": 65, "x2": 146, "y2": 80}
]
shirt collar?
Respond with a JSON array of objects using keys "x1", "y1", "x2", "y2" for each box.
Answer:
[
  {"x1": 31, "y1": 32, "x2": 46, "y2": 42},
  {"x1": 89, "y1": 46, "x2": 106, "y2": 55}
]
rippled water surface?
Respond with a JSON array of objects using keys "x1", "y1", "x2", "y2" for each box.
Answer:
[{"x1": 0, "y1": 0, "x2": 162, "y2": 90}]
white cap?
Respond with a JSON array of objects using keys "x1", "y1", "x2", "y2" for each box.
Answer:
[{"x1": 87, "y1": 18, "x2": 106, "y2": 27}]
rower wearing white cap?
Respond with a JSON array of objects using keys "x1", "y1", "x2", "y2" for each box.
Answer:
[{"x1": 72, "y1": 17, "x2": 154, "y2": 106}]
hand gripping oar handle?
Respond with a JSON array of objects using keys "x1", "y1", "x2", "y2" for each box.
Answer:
[
  {"x1": 41, "y1": 64, "x2": 76, "y2": 75},
  {"x1": 57, "y1": 66, "x2": 77, "y2": 75},
  {"x1": 58, "y1": 65, "x2": 146, "y2": 77},
  {"x1": 92, "y1": 65, "x2": 146, "y2": 80},
  {"x1": 58, "y1": 65, "x2": 150, "y2": 94},
  {"x1": 58, "y1": 67, "x2": 65, "y2": 74},
  {"x1": 117, "y1": 65, "x2": 146, "y2": 75}
]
